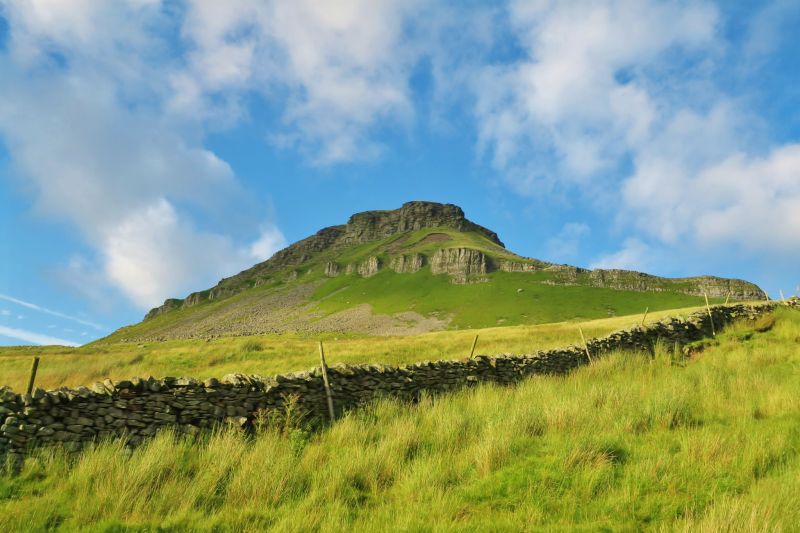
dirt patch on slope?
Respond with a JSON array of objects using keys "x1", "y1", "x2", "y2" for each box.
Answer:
[
  {"x1": 415, "y1": 232, "x2": 452, "y2": 245},
  {"x1": 125, "y1": 282, "x2": 450, "y2": 341},
  {"x1": 311, "y1": 305, "x2": 451, "y2": 336}
]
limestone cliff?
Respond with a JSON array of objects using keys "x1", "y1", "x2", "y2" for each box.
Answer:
[
  {"x1": 390, "y1": 254, "x2": 425, "y2": 273},
  {"x1": 430, "y1": 248, "x2": 489, "y2": 283},
  {"x1": 357, "y1": 257, "x2": 381, "y2": 278}
]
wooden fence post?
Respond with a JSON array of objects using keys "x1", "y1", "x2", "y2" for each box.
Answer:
[
  {"x1": 640, "y1": 307, "x2": 649, "y2": 326},
  {"x1": 26, "y1": 356, "x2": 40, "y2": 395},
  {"x1": 469, "y1": 335, "x2": 479, "y2": 359},
  {"x1": 318, "y1": 341, "x2": 336, "y2": 422},
  {"x1": 724, "y1": 293, "x2": 730, "y2": 305},
  {"x1": 578, "y1": 327, "x2": 592, "y2": 363},
  {"x1": 704, "y1": 292, "x2": 716, "y2": 337}
]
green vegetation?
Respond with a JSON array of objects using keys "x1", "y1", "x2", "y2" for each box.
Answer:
[
  {"x1": 0, "y1": 305, "x2": 709, "y2": 392},
  {"x1": 103, "y1": 220, "x2": 751, "y2": 342},
  {"x1": 2, "y1": 308, "x2": 798, "y2": 531},
  {"x1": 311, "y1": 268, "x2": 716, "y2": 329}
]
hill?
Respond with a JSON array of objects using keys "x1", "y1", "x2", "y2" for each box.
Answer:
[{"x1": 103, "y1": 201, "x2": 764, "y2": 342}]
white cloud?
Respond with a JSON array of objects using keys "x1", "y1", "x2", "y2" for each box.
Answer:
[
  {"x1": 176, "y1": 0, "x2": 421, "y2": 163},
  {"x1": 1, "y1": 292, "x2": 104, "y2": 330},
  {"x1": 590, "y1": 239, "x2": 652, "y2": 271},
  {"x1": 249, "y1": 225, "x2": 288, "y2": 262},
  {"x1": 0, "y1": 1, "x2": 288, "y2": 310},
  {"x1": 0, "y1": 325, "x2": 79, "y2": 347},
  {"x1": 475, "y1": 0, "x2": 718, "y2": 189},
  {"x1": 103, "y1": 199, "x2": 286, "y2": 308},
  {"x1": 544, "y1": 222, "x2": 590, "y2": 262},
  {"x1": 625, "y1": 141, "x2": 800, "y2": 253},
  {"x1": 474, "y1": 0, "x2": 800, "y2": 269},
  {"x1": 0, "y1": 309, "x2": 10, "y2": 316}
]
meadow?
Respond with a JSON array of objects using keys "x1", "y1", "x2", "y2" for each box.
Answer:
[
  {"x1": 0, "y1": 305, "x2": 709, "y2": 392},
  {"x1": 1, "y1": 307, "x2": 798, "y2": 531}
]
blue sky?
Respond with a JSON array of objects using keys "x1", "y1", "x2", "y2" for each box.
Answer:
[{"x1": 1, "y1": 0, "x2": 799, "y2": 346}]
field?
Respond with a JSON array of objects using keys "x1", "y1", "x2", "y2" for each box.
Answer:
[
  {"x1": 0, "y1": 305, "x2": 711, "y2": 392},
  {"x1": 1, "y1": 307, "x2": 799, "y2": 530}
]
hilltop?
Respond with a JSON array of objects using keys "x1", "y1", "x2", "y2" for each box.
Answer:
[{"x1": 104, "y1": 201, "x2": 763, "y2": 342}]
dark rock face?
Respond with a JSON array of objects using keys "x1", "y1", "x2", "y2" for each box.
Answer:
[{"x1": 341, "y1": 201, "x2": 503, "y2": 247}]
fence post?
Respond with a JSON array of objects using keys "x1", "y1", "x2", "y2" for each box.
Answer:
[
  {"x1": 318, "y1": 341, "x2": 336, "y2": 422},
  {"x1": 578, "y1": 327, "x2": 592, "y2": 363},
  {"x1": 724, "y1": 293, "x2": 730, "y2": 305},
  {"x1": 26, "y1": 356, "x2": 40, "y2": 395},
  {"x1": 640, "y1": 307, "x2": 649, "y2": 326},
  {"x1": 469, "y1": 334, "x2": 479, "y2": 359},
  {"x1": 704, "y1": 292, "x2": 716, "y2": 337}
]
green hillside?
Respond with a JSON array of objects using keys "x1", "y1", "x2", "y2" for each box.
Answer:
[
  {"x1": 3, "y1": 308, "x2": 797, "y2": 531},
  {"x1": 103, "y1": 202, "x2": 764, "y2": 343},
  {"x1": 310, "y1": 267, "x2": 714, "y2": 329}
]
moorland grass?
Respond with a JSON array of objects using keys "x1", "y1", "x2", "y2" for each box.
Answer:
[
  {"x1": 0, "y1": 305, "x2": 714, "y2": 391},
  {"x1": 310, "y1": 269, "x2": 716, "y2": 330},
  {"x1": 1, "y1": 308, "x2": 798, "y2": 531}
]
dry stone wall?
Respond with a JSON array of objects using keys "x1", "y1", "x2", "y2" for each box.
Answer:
[{"x1": 2, "y1": 301, "x2": 797, "y2": 463}]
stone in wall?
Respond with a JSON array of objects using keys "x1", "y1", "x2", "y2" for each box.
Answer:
[
  {"x1": 430, "y1": 248, "x2": 489, "y2": 283},
  {"x1": 389, "y1": 254, "x2": 424, "y2": 273}
]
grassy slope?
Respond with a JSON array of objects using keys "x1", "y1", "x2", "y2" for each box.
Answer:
[
  {"x1": 0, "y1": 306, "x2": 712, "y2": 392},
  {"x1": 2, "y1": 308, "x2": 799, "y2": 531},
  {"x1": 102, "y1": 227, "x2": 726, "y2": 342},
  {"x1": 311, "y1": 268, "x2": 714, "y2": 329}
]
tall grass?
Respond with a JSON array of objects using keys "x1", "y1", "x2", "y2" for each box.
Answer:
[
  {"x1": 2, "y1": 309, "x2": 798, "y2": 531},
  {"x1": 0, "y1": 305, "x2": 709, "y2": 391}
]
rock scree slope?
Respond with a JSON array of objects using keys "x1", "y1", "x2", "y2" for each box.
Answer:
[{"x1": 106, "y1": 201, "x2": 764, "y2": 342}]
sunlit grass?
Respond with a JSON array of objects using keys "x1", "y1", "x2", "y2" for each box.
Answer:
[
  {"x1": 0, "y1": 305, "x2": 713, "y2": 391},
  {"x1": 1, "y1": 308, "x2": 798, "y2": 531}
]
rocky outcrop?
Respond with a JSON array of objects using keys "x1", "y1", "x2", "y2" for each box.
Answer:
[
  {"x1": 357, "y1": 257, "x2": 380, "y2": 278},
  {"x1": 143, "y1": 299, "x2": 182, "y2": 320},
  {"x1": 674, "y1": 276, "x2": 765, "y2": 300},
  {"x1": 145, "y1": 201, "x2": 503, "y2": 319},
  {"x1": 431, "y1": 248, "x2": 490, "y2": 283},
  {"x1": 341, "y1": 201, "x2": 503, "y2": 248},
  {"x1": 390, "y1": 254, "x2": 425, "y2": 273},
  {"x1": 497, "y1": 259, "x2": 548, "y2": 273},
  {"x1": 324, "y1": 262, "x2": 339, "y2": 277},
  {"x1": 584, "y1": 270, "x2": 764, "y2": 300}
]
